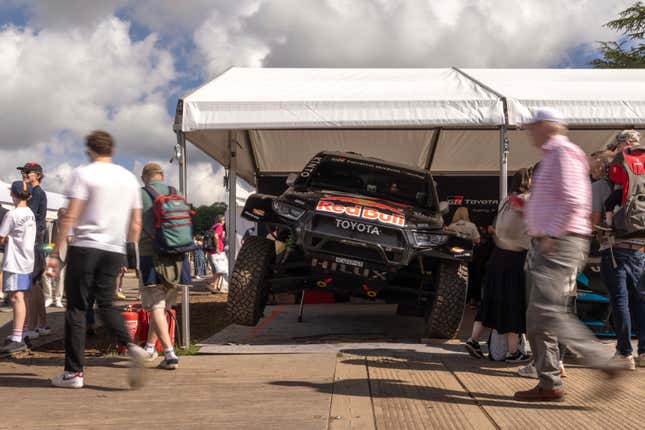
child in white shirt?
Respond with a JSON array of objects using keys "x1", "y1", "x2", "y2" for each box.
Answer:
[{"x1": 0, "y1": 180, "x2": 36, "y2": 355}]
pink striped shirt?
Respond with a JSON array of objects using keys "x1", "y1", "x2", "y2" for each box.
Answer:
[{"x1": 525, "y1": 134, "x2": 591, "y2": 237}]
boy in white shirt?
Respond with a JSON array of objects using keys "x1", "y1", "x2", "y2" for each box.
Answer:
[{"x1": 0, "y1": 181, "x2": 37, "y2": 355}]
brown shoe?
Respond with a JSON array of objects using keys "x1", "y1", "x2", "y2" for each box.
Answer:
[{"x1": 514, "y1": 385, "x2": 565, "y2": 402}]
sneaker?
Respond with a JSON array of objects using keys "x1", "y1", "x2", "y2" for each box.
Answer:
[
  {"x1": 115, "y1": 291, "x2": 127, "y2": 300},
  {"x1": 36, "y1": 327, "x2": 51, "y2": 336},
  {"x1": 144, "y1": 349, "x2": 159, "y2": 361},
  {"x1": 54, "y1": 298, "x2": 64, "y2": 308},
  {"x1": 51, "y1": 372, "x2": 84, "y2": 389},
  {"x1": 610, "y1": 352, "x2": 636, "y2": 371},
  {"x1": 127, "y1": 345, "x2": 148, "y2": 389},
  {"x1": 0, "y1": 301, "x2": 12, "y2": 313},
  {"x1": 158, "y1": 357, "x2": 179, "y2": 370},
  {"x1": 506, "y1": 351, "x2": 532, "y2": 364},
  {"x1": 464, "y1": 339, "x2": 484, "y2": 359},
  {"x1": 0, "y1": 339, "x2": 28, "y2": 355},
  {"x1": 44, "y1": 298, "x2": 53, "y2": 308},
  {"x1": 23, "y1": 330, "x2": 39, "y2": 340},
  {"x1": 518, "y1": 363, "x2": 538, "y2": 379}
]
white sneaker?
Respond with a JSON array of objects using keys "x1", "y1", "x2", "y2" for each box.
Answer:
[
  {"x1": 610, "y1": 352, "x2": 636, "y2": 370},
  {"x1": 127, "y1": 345, "x2": 148, "y2": 389},
  {"x1": 36, "y1": 327, "x2": 51, "y2": 336},
  {"x1": 44, "y1": 298, "x2": 53, "y2": 308},
  {"x1": 144, "y1": 349, "x2": 159, "y2": 361},
  {"x1": 23, "y1": 330, "x2": 39, "y2": 339},
  {"x1": 518, "y1": 363, "x2": 538, "y2": 379},
  {"x1": 51, "y1": 372, "x2": 84, "y2": 389},
  {"x1": 54, "y1": 299, "x2": 64, "y2": 308}
]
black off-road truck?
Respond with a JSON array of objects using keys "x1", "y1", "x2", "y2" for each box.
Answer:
[{"x1": 227, "y1": 151, "x2": 473, "y2": 338}]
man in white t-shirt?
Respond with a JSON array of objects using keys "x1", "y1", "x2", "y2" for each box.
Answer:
[
  {"x1": 47, "y1": 130, "x2": 148, "y2": 389},
  {"x1": 0, "y1": 181, "x2": 36, "y2": 355}
]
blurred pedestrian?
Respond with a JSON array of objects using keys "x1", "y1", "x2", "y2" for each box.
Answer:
[
  {"x1": 18, "y1": 162, "x2": 49, "y2": 338},
  {"x1": 207, "y1": 214, "x2": 228, "y2": 293},
  {"x1": 139, "y1": 162, "x2": 184, "y2": 370},
  {"x1": 0, "y1": 181, "x2": 36, "y2": 355},
  {"x1": 599, "y1": 130, "x2": 645, "y2": 370},
  {"x1": 515, "y1": 108, "x2": 617, "y2": 402},
  {"x1": 44, "y1": 208, "x2": 68, "y2": 308},
  {"x1": 47, "y1": 130, "x2": 148, "y2": 389},
  {"x1": 192, "y1": 235, "x2": 206, "y2": 279},
  {"x1": 465, "y1": 168, "x2": 532, "y2": 363}
]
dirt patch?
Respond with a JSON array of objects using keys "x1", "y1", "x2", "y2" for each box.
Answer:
[{"x1": 17, "y1": 277, "x2": 230, "y2": 360}]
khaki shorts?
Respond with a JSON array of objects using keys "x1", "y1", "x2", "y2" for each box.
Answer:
[{"x1": 141, "y1": 285, "x2": 178, "y2": 311}]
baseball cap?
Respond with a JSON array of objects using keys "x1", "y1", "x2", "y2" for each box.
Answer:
[
  {"x1": 9, "y1": 180, "x2": 32, "y2": 196},
  {"x1": 142, "y1": 162, "x2": 164, "y2": 177},
  {"x1": 524, "y1": 108, "x2": 566, "y2": 126},
  {"x1": 16, "y1": 162, "x2": 43, "y2": 173}
]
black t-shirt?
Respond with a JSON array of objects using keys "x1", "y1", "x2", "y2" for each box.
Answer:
[
  {"x1": 27, "y1": 185, "x2": 47, "y2": 238},
  {"x1": 0, "y1": 206, "x2": 7, "y2": 250}
]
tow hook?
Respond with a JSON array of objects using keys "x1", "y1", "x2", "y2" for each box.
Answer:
[
  {"x1": 316, "y1": 277, "x2": 333, "y2": 288},
  {"x1": 362, "y1": 284, "x2": 377, "y2": 298}
]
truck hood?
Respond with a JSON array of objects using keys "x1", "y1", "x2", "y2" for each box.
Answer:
[{"x1": 281, "y1": 189, "x2": 444, "y2": 230}]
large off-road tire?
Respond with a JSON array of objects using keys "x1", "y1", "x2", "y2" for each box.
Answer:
[
  {"x1": 425, "y1": 261, "x2": 468, "y2": 339},
  {"x1": 227, "y1": 237, "x2": 275, "y2": 326}
]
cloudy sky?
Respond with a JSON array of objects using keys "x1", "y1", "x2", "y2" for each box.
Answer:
[{"x1": 0, "y1": 0, "x2": 633, "y2": 205}]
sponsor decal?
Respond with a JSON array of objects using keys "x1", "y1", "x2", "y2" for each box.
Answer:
[
  {"x1": 316, "y1": 199, "x2": 405, "y2": 226},
  {"x1": 299, "y1": 156, "x2": 322, "y2": 178},
  {"x1": 335, "y1": 218, "x2": 381, "y2": 235},
  {"x1": 312, "y1": 258, "x2": 387, "y2": 280},
  {"x1": 447, "y1": 195, "x2": 464, "y2": 206},
  {"x1": 252, "y1": 208, "x2": 265, "y2": 216},
  {"x1": 447, "y1": 196, "x2": 498, "y2": 206}
]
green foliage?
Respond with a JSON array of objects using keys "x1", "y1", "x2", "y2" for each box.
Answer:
[
  {"x1": 591, "y1": 2, "x2": 645, "y2": 68},
  {"x1": 191, "y1": 202, "x2": 227, "y2": 235}
]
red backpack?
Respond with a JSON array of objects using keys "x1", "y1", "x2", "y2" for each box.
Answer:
[{"x1": 609, "y1": 145, "x2": 645, "y2": 236}]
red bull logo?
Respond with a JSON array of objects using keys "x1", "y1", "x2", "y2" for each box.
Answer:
[{"x1": 316, "y1": 200, "x2": 405, "y2": 226}]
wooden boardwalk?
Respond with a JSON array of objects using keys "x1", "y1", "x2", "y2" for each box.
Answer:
[{"x1": 1, "y1": 304, "x2": 644, "y2": 429}]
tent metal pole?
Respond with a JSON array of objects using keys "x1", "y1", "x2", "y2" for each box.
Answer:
[
  {"x1": 228, "y1": 132, "x2": 237, "y2": 279},
  {"x1": 499, "y1": 126, "x2": 509, "y2": 200},
  {"x1": 176, "y1": 131, "x2": 191, "y2": 349}
]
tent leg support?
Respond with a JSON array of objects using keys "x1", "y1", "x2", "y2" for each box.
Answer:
[{"x1": 298, "y1": 291, "x2": 305, "y2": 323}]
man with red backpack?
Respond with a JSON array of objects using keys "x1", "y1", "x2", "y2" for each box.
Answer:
[
  {"x1": 599, "y1": 130, "x2": 645, "y2": 370},
  {"x1": 139, "y1": 162, "x2": 194, "y2": 370}
]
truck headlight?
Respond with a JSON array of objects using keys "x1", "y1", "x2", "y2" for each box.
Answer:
[
  {"x1": 272, "y1": 200, "x2": 306, "y2": 220},
  {"x1": 413, "y1": 231, "x2": 449, "y2": 247}
]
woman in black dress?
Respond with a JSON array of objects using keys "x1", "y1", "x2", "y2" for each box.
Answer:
[{"x1": 464, "y1": 168, "x2": 532, "y2": 362}]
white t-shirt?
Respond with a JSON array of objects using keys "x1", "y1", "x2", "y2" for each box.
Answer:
[
  {"x1": 65, "y1": 162, "x2": 142, "y2": 255},
  {"x1": 0, "y1": 206, "x2": 37, "y2": 274}
]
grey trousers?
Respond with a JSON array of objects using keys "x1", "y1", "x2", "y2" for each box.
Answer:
[{"x1": 526, "y1": 235, "x2": 611, "y2": 390}]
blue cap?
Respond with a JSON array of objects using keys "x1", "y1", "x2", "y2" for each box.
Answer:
[{"x1": 10, "y1": 180, "x2": 32, "y2": 196}]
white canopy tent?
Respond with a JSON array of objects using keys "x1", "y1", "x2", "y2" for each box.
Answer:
[{"x1": 172, "y1": 67, "x2": 645, "y2": 345}]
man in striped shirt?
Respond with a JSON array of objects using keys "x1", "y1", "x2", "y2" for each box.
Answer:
[{"x1": 515, "y1": 108, "x2": 616, "y2": 402}]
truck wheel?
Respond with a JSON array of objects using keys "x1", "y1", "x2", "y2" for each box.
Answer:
[
  {"x1": 425, "y1": 261, "x2": 468, "y2": 339},
  {"x1": 227, "y1": 237, "x2": 275, "y2": 326}
]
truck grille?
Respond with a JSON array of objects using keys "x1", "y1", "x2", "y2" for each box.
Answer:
[{"x1": 312, "y1": 215, "x2": 403, "y2": 247}]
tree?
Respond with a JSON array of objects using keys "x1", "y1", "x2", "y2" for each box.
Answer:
[
  {"x1": 591, "y1": 1, "x2": 645, "y2": 68},
  {"x1": 191, "y1": 202, "x2": 227, "y2": 235}
]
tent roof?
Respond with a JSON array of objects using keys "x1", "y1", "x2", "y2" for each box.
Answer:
[
  {"x1": 461, "y1": 68, "x2": 645, "y2": 126},
  {"x1": 176, "y1": 67, "x2": 645, "y2": 185}
]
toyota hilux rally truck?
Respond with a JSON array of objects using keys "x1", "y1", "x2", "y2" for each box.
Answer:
[{"x1": 227, "y1": 151, "x2": 473, "y2": 338}]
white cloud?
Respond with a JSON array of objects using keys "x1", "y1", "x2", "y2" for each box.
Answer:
[
  {"x1": 0, "y1": 16, "x2": 178, "y2": 194},
  {"x1": 191, "y1": 0, "x2": 633, "y2": 76}
]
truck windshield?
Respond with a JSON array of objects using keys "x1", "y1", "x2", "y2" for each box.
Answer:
[{"x1": 308, "y1": 157, "x2": 432, "y2": 208}]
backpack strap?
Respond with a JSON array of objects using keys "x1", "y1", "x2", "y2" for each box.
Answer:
[{"x1": 143, "y1": 184, "x2": 161, "y2": 200}]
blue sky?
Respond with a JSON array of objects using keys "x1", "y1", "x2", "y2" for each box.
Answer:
[{"x1": 0, "y1": 0, "x2": 632, "y2": 204}]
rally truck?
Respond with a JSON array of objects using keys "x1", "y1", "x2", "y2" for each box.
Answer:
[{"x1": 227, "y1": 151, "x2": 473, "y2": 338}]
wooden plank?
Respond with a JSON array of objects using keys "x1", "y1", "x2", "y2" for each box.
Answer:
[{"x1": 329, "y1": 356, "x2": 377, "y2": 430}]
